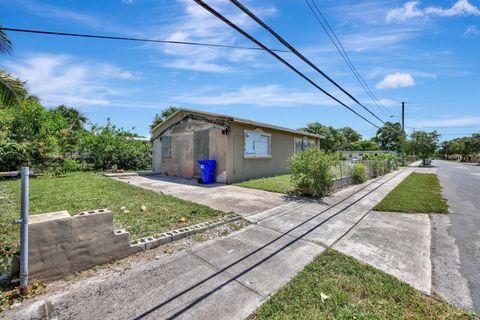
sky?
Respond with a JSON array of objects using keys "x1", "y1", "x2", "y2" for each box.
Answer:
[{"x1": 1, "y1": 0, "x2": 479, "y2": 140}]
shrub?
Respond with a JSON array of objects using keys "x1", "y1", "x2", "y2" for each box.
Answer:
[
  {"x1": 352, "y1": 163, "x2": 367, "y2": 184},
  {"x1": 78, "y1": 122, "x2": 152, "y2": 171},
  {"x1": 289, "y1": 148, "x2": 339, "y2": 198},
  {"x1": 371, "y1": 160, "x2": 386, "y2": 178},
  {"x1": 61, "y1": 158, "x2": 80, "y2": 172}
]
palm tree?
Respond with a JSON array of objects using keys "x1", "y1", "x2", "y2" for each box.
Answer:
[{"x1": 0, "y1": 27, "x2": 27, "y2": 108}]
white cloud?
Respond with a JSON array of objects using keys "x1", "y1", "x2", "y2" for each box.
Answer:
[
  {"x1": 13, "y1": 0, "x2": 103, "y2": 28},
  {"x1": 343, "y1": 29, "x2": 418, "y2": 51},
  {"x1": 386, "y1": 1, "x2": 424, "y2": 22},
  {"x1": 386, "y1": 0, "x2": 480, "y2": 22},
  {"x1": 175, "y1": 85, "x2": 335, "y2": 107},
  {"x1": 376, "y1": 73, "x2": 415, "y2": 89},
  {"x1": 425, "y1": 0, "x2": 480, "y2": 17},
  {"x1": 163, "y1": 60, "x2": 232, "y2": 73},
  {"x1": 462, "y1": 25, "x2": 480, "y2": 37},
  {"x1": 157, "y1": 0, "x2": 277, "y2": 72},
  {"x1": 4, "y1": 53, "x2": 141, "y2": 107},
  {"x1": 412, "y1": 117, "x2": 480, "y2": 128},
  {"x1": 376, "y1": 98, "x2": 399, "y2": 107}
]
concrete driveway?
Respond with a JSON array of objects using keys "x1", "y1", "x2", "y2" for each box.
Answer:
[{"x1": 111, "y1": 175, "x2": 288, "y2": 216}]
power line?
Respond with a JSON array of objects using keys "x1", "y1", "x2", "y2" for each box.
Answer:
[
  {"x1": 305, "y1": 0, "x2": 390, "y2": 117},
  {"x1": 0, "y1": 27, "x2": 290, "y2": 53},
  {"x1": 193, "y1": 0, "x2": 381, "y2": 129},
  {"x1": 229, "y1": 0, "x2": 390, "y2": 129}
]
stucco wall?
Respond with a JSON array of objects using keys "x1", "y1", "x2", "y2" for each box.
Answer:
[
  {"x1": 225, "y1": 123, "x2": 319, "y2": 183},
  {"x1": 152, "y1": 115, "x2": 227, "y2": 180},
  {"x1": 151, "y1": 110, "x2": 320, "y2": 183},
  {"x1": 28, "y1": 210, "x2": 141, "y2": 282}
]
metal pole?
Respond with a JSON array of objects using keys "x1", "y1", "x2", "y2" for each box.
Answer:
[
  {"x1": 402, "y1": 102, "x2": 406, "y2": 166},
  {"x1": 19, "y1": 166, "x2": 29, "y2": 293}
]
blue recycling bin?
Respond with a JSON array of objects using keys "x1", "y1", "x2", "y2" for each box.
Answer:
[{"x1": 198, "y1": 160, "x2": 216, "y2": 184}]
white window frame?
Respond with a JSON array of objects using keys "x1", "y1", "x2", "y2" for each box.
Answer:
[{"x1": 244, "y1": 129, "x2": 272, "y2": 159}]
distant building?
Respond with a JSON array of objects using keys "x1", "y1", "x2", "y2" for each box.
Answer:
[
  {"x1": 151, "y1": 108, "x2": 324, "y2": 183},
  {"x1": 340, "y1": 150, "x2": 392, "y2": 161}
]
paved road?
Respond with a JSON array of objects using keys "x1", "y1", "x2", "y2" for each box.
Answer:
[{"x1": 434, "y1": 160, "x2": 480, "y2": 313}]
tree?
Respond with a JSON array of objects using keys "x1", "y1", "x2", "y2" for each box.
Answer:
[
  {"x1": 0, "y1": 27, "x2": 27, "y2": 108},
  {"x1": 373, "y1": 122, "x2": 403, "y2": 151},
  {"x1": 51, "y1": 105, "x2": 87, "y2": 131},
  {"x1": 0, "y1": 97, "x2": 68, "y2": 170},
  {"x1": 150, "y1": 106, "x2": 180, "y2": 132},
  {"x1": 161, "y1": 106, "x2": 179, "y2": 119},
  {"x1": 466, "y1": 133, "x2": 480, "y2": 160},
  {"x1": 300, "y1": 122, "x2": 346, "y2": 152},
  {"x1": 78, "y1": 121, "x2": 152, "y2": 170},
  {"x1": 349, "y1": 139, "x2": 380, "y2": 151},
  {"x1": 410, "y1": 130, "x2": 439, "y2": 165},
  {"x1": 338, "y1": 127, "x2": 362, "y2": 144}
]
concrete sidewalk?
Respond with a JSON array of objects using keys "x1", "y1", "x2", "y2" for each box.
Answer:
[{"x1": 3, "y1": 168, "x2": 430, "y2": 320}]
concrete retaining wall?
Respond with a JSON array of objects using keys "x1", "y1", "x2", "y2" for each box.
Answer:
[
  {"x1": 28, "y1": 209, "x2": 141, "y2": 282},
  {"x1": 27, "y1": 210, "x2": 242, "y2": 282}
]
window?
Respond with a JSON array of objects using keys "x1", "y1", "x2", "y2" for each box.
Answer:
[
  {"x1": 244, "y1": 130, "x2": 271, "y2": 158},
  {"x1": 294, "y1": 137, "x2": 316, "y2": 153}
]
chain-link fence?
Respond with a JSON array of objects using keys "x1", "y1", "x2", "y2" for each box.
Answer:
[{"x1": 331, "y1": 159, "x2": 395, "y2": 189}]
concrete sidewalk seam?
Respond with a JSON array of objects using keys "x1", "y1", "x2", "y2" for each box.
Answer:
[{"x1": 330, "y1": 209, "x2": 372, "y2": 248}]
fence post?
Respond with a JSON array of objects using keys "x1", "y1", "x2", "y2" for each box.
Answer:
[{"x1": 19, "y1": 166, "x2": 29, "y2": 294}]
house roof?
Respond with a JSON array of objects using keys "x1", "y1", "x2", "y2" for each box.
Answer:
[{"x1": 152, "y1": 108, "x2": 325, "y2": 139}]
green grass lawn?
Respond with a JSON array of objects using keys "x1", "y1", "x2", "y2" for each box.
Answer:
[
  {"x1": 374, "y1": 172, "x2": 449, "y2": 213},
  {"x1": 251, "y1": 249, "x2": 474, "y2": 320},
  {"x1": 0, "y1": 172, "x2": 224, "y2": 272},
  {"x1": 234, "y1": 175, "x2": 294, "y2": 194},
  {"x1": 233, "y1": 166, "x2": 354, "y2": 195}
]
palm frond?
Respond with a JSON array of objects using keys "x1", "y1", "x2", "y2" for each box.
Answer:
[
  {"x1": 0, "y1": 28, "x2": 13, "y2": 55},
  {"x1": 0, "y1": 70, "x2": 27, "y2": 108}
]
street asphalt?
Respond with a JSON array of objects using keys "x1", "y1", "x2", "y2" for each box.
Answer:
[{"x1": 434, "y1": 160, "x2": 480, "y2": 314}]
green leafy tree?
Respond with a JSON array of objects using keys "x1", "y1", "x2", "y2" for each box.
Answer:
[
  {"x1": 300, "y1": 122, "x2": 346, "y2": 151},
  {"x1": 79, "y1": 120, "x2": 151, "y2": 170},
  {"x1": 150, "y1": 106, "x2": 180, "y2": 132},
  {"x1": 0, "y1": 27, "x2": 27, "y2": 108},
  {"x1": 161, "y1": 106, "x2": 179, "y2": 119},
  {"x1": 373, "y1": 122, "x2": 403, "y2": 151},
  {"x1": 338, "y1": 127, "x2": 362, "y2": 145},
  {"x1": 349, "y1": 139, "x2": 380, "y2": 151},
  {"x1": 0, "y1": 97, "x2": 68, "y2": 170},
  {"x1": 51, "y1": 105, "x2": 87, "y2": 131},
  {"x1": 410, "y1": 130, "x2": 440, "y2": 165},
  {"x1": 150, "y1": 113, "x2": 163, "y2": 132}
]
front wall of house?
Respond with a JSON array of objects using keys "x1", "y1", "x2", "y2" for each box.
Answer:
[
  {"x1": 151, "y1": 115, "x2": 228, "y2": 182},
  {"x1": 225, "y1": 123, "x2": 319, "y2": 183}
]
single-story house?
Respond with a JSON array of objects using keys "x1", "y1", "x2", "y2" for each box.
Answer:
[
  {"x1": 340, "y1": 150, "x2": 392, "y2": 161},
  {"x1": 151, "y1": 108, "x2": 324, "y2": 183}
]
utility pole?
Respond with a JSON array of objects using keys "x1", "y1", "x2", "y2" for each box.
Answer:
[{"x1": 402, "y1": 101, "x2": 406, "y2": 166}]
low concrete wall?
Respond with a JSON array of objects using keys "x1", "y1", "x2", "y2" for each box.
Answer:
[
  {"x1": 27, "y1": 210, "x2": 242, "y2": 282},
  {"x1": 28, "y1": 209, "x2": 141, "y2": 282},
  {"x1": 332, "y1": 176, "x2": 354, "y2": 190}
]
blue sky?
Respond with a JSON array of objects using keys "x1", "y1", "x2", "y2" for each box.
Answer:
[{"x1": 1, "y1": 0, "x2": 479, "y2": 140}]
